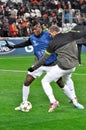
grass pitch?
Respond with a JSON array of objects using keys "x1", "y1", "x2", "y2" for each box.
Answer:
[{"x1": 0, "y1": 53, "x2": 86, "y2": 130}]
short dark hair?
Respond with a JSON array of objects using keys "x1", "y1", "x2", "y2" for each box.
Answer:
[
  {"x1": 48, "y1": 25, "x2": 60, "y2": 32},
  {"x1": 31, "y1": 20, "x2": 41, "y2": 27}
]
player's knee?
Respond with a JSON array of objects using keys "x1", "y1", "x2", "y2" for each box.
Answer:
[
  {"x1": 56, "y1": 77, "x2": 64, "y2": 88},
  {"x1": 24, "y1": 74, "x2": 35, "y2": 86}
]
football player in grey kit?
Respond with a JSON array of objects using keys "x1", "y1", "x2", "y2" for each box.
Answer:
[{"x1": 28, "y1": 24, "x2": 85, "y2": 112}]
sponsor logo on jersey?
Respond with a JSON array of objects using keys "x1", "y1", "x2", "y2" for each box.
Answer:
[
  {"x1": 0, "y1": 41, "x2": 15, "y2": 55},
  {"x1": 25, "y1": 46, "x2": 33, "y2": 53},
  {"x1": 32, "y1": 40, "x2": 38, "y2": 46}
]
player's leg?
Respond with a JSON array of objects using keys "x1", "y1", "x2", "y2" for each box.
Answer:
[
  {"x1": 63, "y1": 72, "x2": 84, "y2": 109},
  {"x1": 15, "y1": 67, "x2": 43, "y2": 110},
  {"x1": 56, "y1": 77, "x2": 64, "y2": 88},
  {"x1": 22, "y1": 74, "x2": 35, "y2": 102},
  {"x1": 15, "y1": 74, "x2": 35, "y2": 111},
  {"x1": 55, "y1": 70, "x2": 76, "y2": 101},
  {"x1": 63, "y1": 74, "x2": 77, "y2": 101},
  {"x1": 41, "y1": 77, "x2": 57, "y2": 104},
  {"x1": 41, "y1": 65, "x2": 62, "y2": 112},
  {"x1": 49, "y1": 65, "x2": 84, "y2": 109},
  {"x1": 42, "y1": 70, "x2": 79, "y2": 111},
  {"x1": 41, "y1": 65, "x2": 73, "y2": 103},
  {"x1": 41, "y1": 76, "x2": 59, "y2": 112},
  {"x1": 22, "y1": 67, "x2": 44, "y2": 102},
  {"x1": 41, "y1": 65, "x2": 61, "y2": 103}
]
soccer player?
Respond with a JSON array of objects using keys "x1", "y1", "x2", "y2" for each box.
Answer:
[
  {"x1": 5, "y1": 21, "x2": 77, "y2": 112},
  {"x1": 5, "y1": 21, "x2": 60, "y2": 110},
  {"x1": 28, "y1": 24, "x2": 86, "y2": 112}
]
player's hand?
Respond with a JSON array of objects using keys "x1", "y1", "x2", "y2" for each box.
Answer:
[
  {"x1": 5, "y1": 40, "x2": 14, "y2": 49},
  {"x1": 28, "y1": 67, "x2": 34, "y2": 72}
]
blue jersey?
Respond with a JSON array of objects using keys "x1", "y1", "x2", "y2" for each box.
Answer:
[{"x1": 30, "y1": 31, "x2": 57, "y2": 65}]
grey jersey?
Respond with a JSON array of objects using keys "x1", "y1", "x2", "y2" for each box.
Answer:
[
  {"x1": 32, "y1": 41, "x2": 79, "y2": 70},
  {"x1": 56, "y1": 41, "x2": 79, "y2": 69}
]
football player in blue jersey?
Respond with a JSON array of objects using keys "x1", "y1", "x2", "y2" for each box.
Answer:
[{"x1": 5, "y1": 21, "x2": 77, "y2": 112}]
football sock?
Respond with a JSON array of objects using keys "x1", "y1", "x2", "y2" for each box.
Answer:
[
  {"x1": 63, "y1": 85, "x2": 79, "y2": 106},
  {"x1": 22, "y1": 85, "x2": 30, "y2": 102},
  {"x1": 72, "y1": 97, "x2": 78, "y2": 105},
  {"x1": 62, "y1": 85, "x2": 74, "y2": 100},
  {"x1": 65, "y1": 78, "x2": 76, "y2": 98}
]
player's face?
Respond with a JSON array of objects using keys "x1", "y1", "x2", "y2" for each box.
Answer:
[
  {"x1": 48, "y1": 31, "x2": 56, "y2": 38},
  {"x1": 32, "y1": 25, "x2": 42, "y2": 36}
]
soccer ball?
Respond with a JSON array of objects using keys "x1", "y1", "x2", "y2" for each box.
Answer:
[{"x1": 20, "y1": 101, "x2": 32, "y2": 112}]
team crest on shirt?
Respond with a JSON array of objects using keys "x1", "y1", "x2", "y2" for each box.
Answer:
[
  {"x1": 32, "y1": 40, "x2": 38, "y2": 46},
  {"x1": 0, "y1": 41, "x2": 15, "y2": 55}
]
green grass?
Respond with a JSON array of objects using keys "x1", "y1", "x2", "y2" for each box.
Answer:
[{"x1": 0, "y1": 53, "x2": 86, "y2": 130}]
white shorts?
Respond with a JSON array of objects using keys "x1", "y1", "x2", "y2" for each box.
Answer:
[
  {"x1": 42, "y1": 64, "x2": 76, "y2": 83},
  {"x1": 28, "y1": 65, "x2": 56, "y2": 78}
]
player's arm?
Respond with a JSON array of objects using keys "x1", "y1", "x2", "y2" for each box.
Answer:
[
  {"x1": 72, "y1": 24, "x2": 86, "y2": 39},
  {"x1": 28, "y1": 37, "x2": 58, "y2": 72},
  {"x1": 5, "y1": 38, "x2": 32, "y2": 49},
  {"x1": 28, "y1": 50, "x2": 51, "y2": 72}
]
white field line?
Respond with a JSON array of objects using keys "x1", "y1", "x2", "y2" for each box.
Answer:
[
  {"x1": 0, "y1": 69, "x2": 26, "y2": 73},
  {"x1": 73, "y1": 73, "x2": 86, "y2": 76},
  {"x1": 0, "y1": 69, "x2": 86, "y2": 76},
  {"x1": 0, "y1": 56, "x2": 34, "y2": 60}
]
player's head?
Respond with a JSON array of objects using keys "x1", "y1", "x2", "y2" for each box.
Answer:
[
  {"x1": 48, "y1": 25, "x2": 60, "y2": 38},
  {"x1": 31, "y1": 20, "x2": 42, "y2": 36}
]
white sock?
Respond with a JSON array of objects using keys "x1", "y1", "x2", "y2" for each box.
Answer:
[
  {"x1": 66, "y1": 79, "x2": 76, "y2": 98},
  {"x1": 22, "y1": 85, "x2": 30, "y2": 102},
  {"x1": 62, "y1": 85, "x2": 78, "y2": 105},
  {"x1": 42, "y1": 79, "x2": 56, "y2": 103},
  {"x1": 64, "y1": 77, "x2": 76, "y2": 98},
  {"x1": 62, "y1": 85, "x2": 74, "y2": 100},
  {"x1": 72, "y1": 98, "x2": 78, "y2": 106}
]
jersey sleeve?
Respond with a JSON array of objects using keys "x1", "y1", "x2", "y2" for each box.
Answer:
[
  {"x1": 72, "y1": 24, "x2": 86, "y2": 39},
  {"x1": 32, "y1": 52, "x2": 50, "y2": 70},
  {"x1": 14, "y1": 38, "x2": 32, "y2": 48}
]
